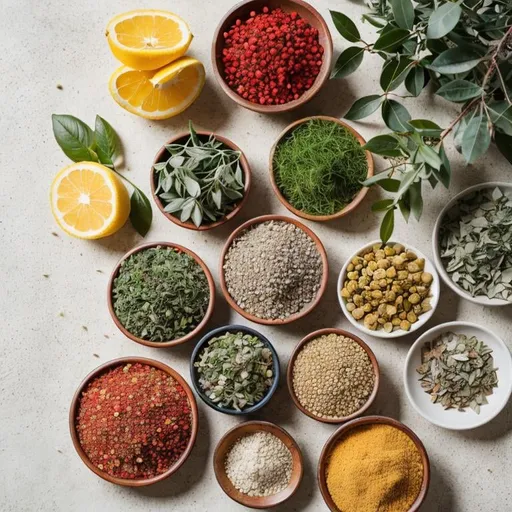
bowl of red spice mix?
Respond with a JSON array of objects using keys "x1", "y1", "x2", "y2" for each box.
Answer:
[
  {"x1": 212, "y1": 0, "x2": 333, "y2": 113},
  {"x1": 70, "y1": 357, "x2": 198, "y2": 487}
]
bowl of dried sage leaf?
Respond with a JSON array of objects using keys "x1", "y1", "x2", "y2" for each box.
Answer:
[
  {"x1": 404, "y1": 321, "x2": 512, "y2": 430},
  {"x1": 433, "y1": 182, "x2": 512, "y2": 306}
]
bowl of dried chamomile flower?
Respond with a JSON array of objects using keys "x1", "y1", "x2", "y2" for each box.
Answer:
[{"x1": 404, "y1": 321, "x2": 512, "y2": 430}]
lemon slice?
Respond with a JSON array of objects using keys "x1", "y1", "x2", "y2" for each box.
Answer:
[
  {"x1": 109, "y1": 56, "x2": 205, "y2": 120},
  {"x1": 106, "y1": 10, "x2": 193, "y2": 70},
  {"x1": 50, "y1": 162, "x2": 130, "y2": 239}
]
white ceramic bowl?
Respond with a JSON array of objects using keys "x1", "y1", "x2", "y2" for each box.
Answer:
[
  {"x1": 404, "y1": 322, "x2": 512, "y2": 430},
  {"x1": 432, "y1": 181, "x2": 512, "y2": 307},
  {"x1": 337, "y1": 240, "x2": 440, "y2": 339}
]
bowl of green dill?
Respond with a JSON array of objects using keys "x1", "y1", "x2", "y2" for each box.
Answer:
[{"x1": 269, "y1": 116, "x2": 374, "y2": 221}]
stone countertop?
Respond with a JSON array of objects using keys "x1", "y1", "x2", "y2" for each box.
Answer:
[{"x1": 1, "y1": 0, "x2": 510, "y2": 511}]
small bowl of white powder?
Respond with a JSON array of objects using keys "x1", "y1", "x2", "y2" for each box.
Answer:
[{"x1": 213, "y1": 420, "x2": 303, "y2": 508}]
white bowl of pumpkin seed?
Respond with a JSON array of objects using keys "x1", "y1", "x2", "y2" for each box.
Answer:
[
  {"x1": 337, "y1": 241, "x2": 440, "y2": 339},
  {"x1": 404, "y1": 322, "x2": 512, "y2": 430},
  {"x1": 432, "y1": 181, "x2": 512, "y2": 307}
]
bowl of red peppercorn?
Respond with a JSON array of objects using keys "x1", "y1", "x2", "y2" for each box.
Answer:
[
  {"x1": 212, "y1": 0, "x2": 333, "y2": 113},
  {"x1": 70, "y1": 357, "x2": 198, "y2": 487}
]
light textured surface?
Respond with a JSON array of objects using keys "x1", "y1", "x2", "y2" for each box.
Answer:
[{"x1": 0, "y1": 1, "x2": 510, "y2": 511}]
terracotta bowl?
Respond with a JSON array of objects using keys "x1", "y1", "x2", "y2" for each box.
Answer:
[
  {"x1": 151, "y1": 131, "x2": 251, "y2": 231},
  {"x1": 108, "y1": 241, "x2": 215, "y2": 348},
  {"x1": 69, "y1": 357, "x2": 199, "y2": 487},
  {"x1": 318, "y1": 416, "x2": 430, "y2": 512},
  {"x1": 219, "y1": 214, "x2": 329, "y2": 325},
  {"x1": 212, "y1": 0, "x2": 333, "y2": 113},
  {"x1": 213, "y1": 421, "x2": 303, "y2": 508},
  {"x1": 269, "y1": 116, "x2": 374, "y2": 221},
  {"x1": 190, "y1": 324, "x2": 280, "y2": 415},
  {"x1": 287, "y1": 328, "x2": 380, "y2": 423}
]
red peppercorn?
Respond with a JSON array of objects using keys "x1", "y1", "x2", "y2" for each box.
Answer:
[{"x1": 221, "y1": 6, "x2": 324, "y2": 106}]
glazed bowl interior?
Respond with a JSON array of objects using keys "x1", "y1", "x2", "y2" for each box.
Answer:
[
  {"x1": 220, "y1": 214, "x2": 329, "y2": 325},
  {"x1": 269, "y1": 116, "x2": 374, "y2": 221},
  {"x1": 108, "y1": 242, "x2": 215, "y2": 348},
  {"x1": 432, "y1": 181, "x2": 512, "y2": 307},
  {"x1": 317, "y1": 416, "x2": 430, "y2": 512},
  {"x1": 69, "y1": 357, "x2": 198, "y2": 487},
  {"x1": 213, "y1": 421, "x2": 303, "y2": 508},
  {"x1": 404, "y1": 321, "x2": 512, "y2": 430},
  {"x1": 337, "y1": 240, "x2": 440, "y2": 339},
  {"x1": 287, "y1": 328, "x2": 380, "y2": 423},
  {"x1": 190, "y1": 324, "x2": 280, "y2": 415},
  {"x1": 212, "y1": 0, "x2": 333, "y2": 113},
  {"x1": 151, "y1": 131, "x2": 251, "y2": 231}
]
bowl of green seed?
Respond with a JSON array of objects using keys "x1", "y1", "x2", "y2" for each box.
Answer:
[
  {"x1": 269, "y1": 116, "x2": 374, "y2": 221},
  {"x1": 190, "y1": 325, "x2": 280, "y2": 415},
  {"x1": 151, "y1": 121, "x2": 251, "y2": 231},
  {"x1": 404, "y1": 321, "x2": 512, "y2": 430},
  {"x1": 108, "y1": 242, "x2": 215, "y2": 348},
  {"x1": 433, "y1": 182, "x2": 512, "y2": 306}
]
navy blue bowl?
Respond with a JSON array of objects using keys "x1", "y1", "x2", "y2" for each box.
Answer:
[{"x1": 190, "y1": 324, "x2": 280, "y2": 415}]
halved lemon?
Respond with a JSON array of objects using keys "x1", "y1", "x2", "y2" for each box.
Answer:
[
  {"x1": 50, "y1": 162, "x2": 130, "y2": 239},
  {"x1": 109, "y1": 56, "x2": 205, "y2": 120},
  {"x1": 106, "y1": 10, "x2": 193, "y2": 70}
]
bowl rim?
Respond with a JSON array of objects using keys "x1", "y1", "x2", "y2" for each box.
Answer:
[
  {"x1": 190, "y1": 324, "x2": 281, "y2": 415},
  {"x1": 107, "y1": 241, "x2": 216, "y2": 348},
  {"x1": 150, "y1": 130, "x2": 252, "y2": 231},
  {"x1": 432, "y1": 181, "x2": 512, "y2": 307},
  {"x1": 403, "y1": 321, "x2": 512, "y2": 430},
  {"x1": 286, "y1": 328, "x2": 380, "y2": 423},
  {"x1": 219, "y1": 214, "x2": 329, "y2": 325},
  {"x1": 317, "y1": 415, "x2": 430, "y2": 512},
  {"x1": 337, "y1": 239, "x2": 440, "y2": 338},
  {"x1": 69, "y1": 356, "x2": 199, "y2": 487},
  {"x1": 213, "y1": 420, "x2": 304, "y2": 509},
  {"x1": 211, "y1": 0, "x2": 333, "y2": 114},
  {"x1": 269, "y1": 116, "x2": 374, "y2": 221}
]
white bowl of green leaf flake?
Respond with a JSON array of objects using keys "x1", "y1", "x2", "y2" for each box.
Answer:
[
  {"x1": 433, "y1": 182, "x2": 512, "y2": 306},
  {"x1": 404, "y1": 322, "x2": 512, "y2": 430}
]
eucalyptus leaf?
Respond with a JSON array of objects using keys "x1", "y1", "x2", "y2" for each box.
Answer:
[
  {"x1": 331, "y1": 47, "x2": 364, "y2": 79},
  {"x1": 436, "y1": 80, "x2": 482, "y2": 102},
  {"x1": 487, "y1": 102, "x2": 512, "y2": 136},
  {"x1": 427, "y1": 2, "x2": 462, "y2": 39},
  {"x1": 363, "y1": 134, "x2": 402, "y2": 157},
  {"x1": 391, "y1": 0, "x2": 414, "y2": 30},
  {"x1": 52, "y1": 114, "x2": 98, "y2": 162},
  {"x1": 408, "y1": 119, "x2": 443, "y2": 137},
  {"x1": 330, "y1": 10, "x2": 361, "y2": 42},
  {"x1": 380, "y1": 208, "x2": 395, "y2": 243},
  {"x1": 495, "y1": 131, "x2": 512, "y2": 165},
  {"x1": 379, "y1": 178, "x2": 401, "y2": 192},
  {"x1": 380, "y1": 58, "x2": 412, "y2": 91},
  {"x1": 373, "y1": 28, "x2": 411, "y2": 52},
  {"x1": 345, "y1": 95, "x2": 383, "y2": 120},
  {"x1": 405, "y1": 66, "x2": 425, "y2": 96},
  {"x1": 429, "y1": 48, "x2": 483, "y2": 74},
  {"x1": 462, "y1": 115, "x2": 491, "y2": 164},
  {"x1": 417, "y1": 144, "x2": 442, "y2": 169},
  {"x1": 409, "y1": 180, "x2": 423, "y2": 221},
  {"x1": 382, "y1": 100, "x2": 411, "y2": 131},
  {"x1": 372, "y1": 199, "x2": 395, "y2": 212}
]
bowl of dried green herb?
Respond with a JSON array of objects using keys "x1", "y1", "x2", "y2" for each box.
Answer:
[
  {"x1": 190, "y1": 325, "x2": 280, "y2": 415},
  {"x1": 151, "y1": 122, "x2": 251, "y2": 231},
  {"x1": 269, "y1": 116, "x2": 373, "y2": 221},
  {"x1": 404, "y1": 322, "x2": 512, "y2": 430},
  {"x1": 433, "y1": 182, "x2": 512, "y2": 306},
  {"x1": 108, "y1": 242, "x2": 215, "y2": 348}
]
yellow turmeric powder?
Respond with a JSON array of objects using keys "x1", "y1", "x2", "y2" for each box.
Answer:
[{"x1": 325, "y1": 424, "x2": 424, "y2": 512}]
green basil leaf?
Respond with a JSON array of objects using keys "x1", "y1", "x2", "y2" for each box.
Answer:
[
  {"x1": 345, "y1": 95, "x2": 383, "y2": 120},
  {"x1": 391, "y1": 0, "x2": 414, "y2": 30},
  {"x1": 94, "y1": 115, "x2": 121, "y2": 167},
  {"x1": 495, "y1": 131, "x2": 512, "y2": 165},
  {"x1": 429, "y1": 48, "x2": 483, "y2": 75},
  {"x1": 431, "y1": 145, "x2": 451, "y2": 188},
  {"x1": 405, "y1": 66, "x2": 425, "y2": 96},
  {"x1": 380, "y1": 58, "x2": 412, "y2": 91},
  {"x1": 462, "y1": 114, "x2": 491, "y2": 164},
  {"x1": 363, "y1": 134, "x2": 403, "y2": 157},
  {"x1": 382, "y1": 100, "x2": 411, "y2": 132},
  {"x1": 330, "y1": 10, "x2": 361, "y2": 42},
  {"x1": 436, "y1": 79, "x2": 482, "y2": 102},
  {"x1": 183, "y1": 176, "x2": 201, "y2": 198},
  {"x1": 487, "y1": 102, "x2": 512, "y2": 136},
  {"x1": 373, "y1": 28, "x2": 410, "y2": 52},
  {"x1": 331, "y1": 47, "x2": 364, "y2": 79},
  {"x1": 409, "y1": 180, "x2": 423, "y2": 221},
  {"x1": 427, "y1": 2, "x2": 462, "y2": 39},
  {"x1": 407, "y1": 119, "x2": 443, "y2": 137},
  {"x1": 191, "y1": 204, "x2": 203, "y2": 227},
  {"x1": 130, "y1": 188, "x2": 152, "y2": 237},
  {"x1": 52, "y1": 114, "x2": 98, "y2": 162},
  {"x1": 380, "y1": 208, "x2": 395, "y2": 243},
  {"x1": 372, "y1": 199, "x2": 394, "y2": 212}
]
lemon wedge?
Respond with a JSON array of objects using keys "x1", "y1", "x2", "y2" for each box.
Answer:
[
  {"x1": 109, "y1": 56, "x2": 205, "y2": 120},
  {"x1": 106, "y1": 10, "x2": 193, "y2": 70},
  {"x1": 50, "y1": 162, "x2": 130, "y2": 239}
]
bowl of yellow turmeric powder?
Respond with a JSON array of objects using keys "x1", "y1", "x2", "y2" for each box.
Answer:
[{"x1": 318, "y1": 416, "x2": 430, "y2": 512}]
